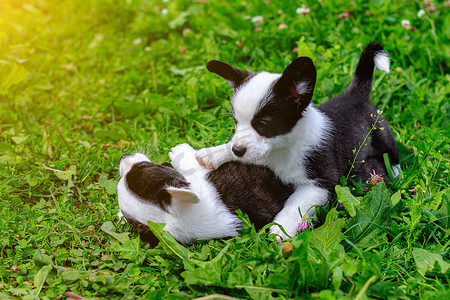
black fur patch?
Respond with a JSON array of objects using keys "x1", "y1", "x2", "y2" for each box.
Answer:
[
  {"x1": 346, "y1": 43, "x2": 385, "y2": 98},
  {"x1": 207, "y1": 162, "x2": 294, "y2": 230},
  {"x1": 207, "y1": 60, "x2": 254, "y2": 90},
  {"x1": 305, "y1": 83, "x2": 398, "y2": 192},
  {"x1": 303, "y1": 43, "x2": 398, "y2": 191},
  {"x1": 125, "y1": 161, "x2": 190, "y2": 210},
  {"x1": 252, "y1": 57, "x2": 317, "y2": 138}
]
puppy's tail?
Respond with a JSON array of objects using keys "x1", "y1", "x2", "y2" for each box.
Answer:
[{"x1": 345, "y1": 43, "x2": 390, "y2": 99}]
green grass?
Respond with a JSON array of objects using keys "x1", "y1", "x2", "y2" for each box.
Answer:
[{"x1": 1, "y1": 0, "x2": 449, "y2": 299}]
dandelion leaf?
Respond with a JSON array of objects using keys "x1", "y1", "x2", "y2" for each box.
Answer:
[
  {"x1": 335, "y1": 186, "x2": 362, "y2": 217},
  {"x1": 413, "y1": 248, "x2": 450, "y2": 276},
  {"x1": 311, "y1": 208, "x2": 346, "y2": 251},
  {"x1": 345, "y1": 183, "x2": 392, "y2": 247},
  {"x1": 100, "y1": 221, "x2": 130, "y2": 244}
]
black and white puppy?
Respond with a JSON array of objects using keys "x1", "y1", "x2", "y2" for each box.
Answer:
[
  {"x1": 116, "y1": 145, "x2": 294, "y2": 245},
  {"x1": 194, "y1": 43, "x2": 400, "y2": 239}
]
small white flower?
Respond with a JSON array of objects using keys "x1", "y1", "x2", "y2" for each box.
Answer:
[
  {"x1": 133, "y1": 38, "x2": 142, "y2": 45},
  {"x1": 182, "y1": 28, "x2": 192, "y2": 36},
  {"x1": 144, "y1": 46, "x2": 151, "y2": 52},
  {"x1": 251, "y1": 16, "x2": 264, "y2": 26},
  {"x1": 401, "y1": 19, "x2": 410, "y2": 28},
  {"x1": 296, "y1": 4, "x2": 311, "y2": 15},
  {"x1": 296, "y1": 6, "x2": 304, "y2": 14},
  {"x1": 161, "y1": 8, "x2": 168, "y2": 15},
  {"x1": 417, "y1": 9, "x2": 425, "y2": 18}
]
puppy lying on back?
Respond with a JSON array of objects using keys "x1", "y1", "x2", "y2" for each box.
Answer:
[{"x1": 116, "y1": 144, "x2": 294, "y2": 245}]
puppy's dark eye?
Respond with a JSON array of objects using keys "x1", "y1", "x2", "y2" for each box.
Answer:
[{"x1": 252, "y1": 117, "x2": 271, "y2": 135}]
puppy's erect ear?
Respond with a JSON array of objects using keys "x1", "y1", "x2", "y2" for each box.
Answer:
[
  {"x1": 274, "y1": 57, "x2": 316, "y2": 110},
  {"x1": 206, "y1": 60, "x2": 252, "y2": 90},
  {"x1": 166, "y1": 187, "x2": 199, "y2": 206}
]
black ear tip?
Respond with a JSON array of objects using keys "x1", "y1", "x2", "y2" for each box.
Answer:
[
  {"x1": 290, "y1": 56, "x2": 316, "y2": 75},
  {"x1": 296, "y1": 56, "x2": 314, "y2": 66},
  {"x1": 206, "y1": 60, "x2": 224, "y2": 72}
]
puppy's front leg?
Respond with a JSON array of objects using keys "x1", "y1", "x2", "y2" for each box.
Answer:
[
  {"x1": 169, "y1": 143, "x2": 205, "y2": 176},
  {"x1": 195, "y1": 142, "x2": 234, "y2": 170},
  {"x1": 270, "y1": 185, "x2": 329, "y2": 240}
]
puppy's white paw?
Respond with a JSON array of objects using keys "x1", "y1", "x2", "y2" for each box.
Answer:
[
  {"x1": 169, "y1": 143, "x2": 199, "y2": 174},
  {"x1": 170, "y1": 143, "x2": 194, "y2": 156},
  {"x1": 195, "y1": 148, "x2": 217, "y2": 170},
  {"x1": 270, "y1": 211, "x2": 302, "y2": 240},
  {"x1": 269, "y1": 224, "x2": 291, "y2": 241}
]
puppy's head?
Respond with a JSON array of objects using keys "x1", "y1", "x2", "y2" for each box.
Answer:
[
  {"x1": 117, "y1": 153, "x2": 199, "y2": 224},
  {"x1": 207, "y1": 57, "x2": 316, "y2": 161}
]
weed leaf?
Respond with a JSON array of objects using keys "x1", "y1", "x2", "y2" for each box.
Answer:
[
  {"x1": 345, "y1": 183, "x2": 392, "y2": 247},
  {"x1": 391, "y1": 191, "x2": 401, "y2": 206},
  {"x1": 0, "y1": 292, "x2": 20, "y2": 300},
  {"x1": 61, "y1": 269, "x2": 90, "y2": 281},
  {"x1": 435, "y1": 196, "x2": 449, "y2": 231},
  {"x1": 147, "y1": 221, "x2": 191, "y2": 260},
  {"x1": 311, "y1": 208, "x2": 346, "y2": 250},
  {"x1": 182, "y1": 259, "x2": 223, "y2": 286},
  {"x1": 412, "y1": 248, "x2": 450, "y2": 276},
  {"x1": 33, "y1": 265, "x2": 52, "y2": 296},
  {"x1": 110, "y1": 238, "x2": 146, "y2": 264},
  {"x1": 297, "y1": 36, "x2": 314, "y2": 58},
  {"x1": 335, "y1": 185, "x2": 362, "y2": 217},
  {"x1": 32, "y1": 250, "x2": 52, "y2": 268},
  {"x1": 43, "y1": 165, "x2": 76, "y2": 181},
  {"x1": 1, "y1": 62, "x2": 29, "y2": 90},
  {"x1": 227, "y1": 264, "x2": 252, "y2": 288},
  {"x1": 101, "y1": 221, "x2": 130, "y2": 244},
  {"x1": 99, "y1": 176, "x2": 118, "y2": 195},
  {"x1": 168, "y1": 12, "x2": 190, "y2": 29}
]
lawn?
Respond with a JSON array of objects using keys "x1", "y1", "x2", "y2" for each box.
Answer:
[{"x1": 0, "y1": 0, "x2": 449, "y2": 299}]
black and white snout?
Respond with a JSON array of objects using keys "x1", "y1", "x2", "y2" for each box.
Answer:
[{"x1": 232, "y1": 145, "x2": 247, "y2": 157}]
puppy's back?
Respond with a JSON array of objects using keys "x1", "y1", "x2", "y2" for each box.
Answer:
[{"x1": 208, "y1": 162, "x2": 294, "y2": 229}]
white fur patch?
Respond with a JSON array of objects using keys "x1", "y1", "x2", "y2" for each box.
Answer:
[
  {"x1": 374, "y1": 50, "x2": 390, "y2": 73},
  {"x1": 265, "y1": 104, "x2": 333, "y2": 185},
  {"x1": 166, "y1": 187, "x2": 199, "y2": 204},
  {"x1": 232, "y1": 72, "x2": 281, "y2": 123},
  {"x1": 295, "y1": 81, "x2": 312, "y2": 95}
]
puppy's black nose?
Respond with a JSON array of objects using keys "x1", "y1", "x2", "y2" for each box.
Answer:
[
  {"x1": 120, "y1": 153, "x2": 132, "y2": 161},
  {"x1": 232, "y1": 145, "x2": 246, "y2": 157}
]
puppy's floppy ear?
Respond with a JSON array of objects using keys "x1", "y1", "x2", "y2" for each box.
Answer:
[
  {"x1": 166, "y1": 187, "x2": 199, "y2": 206},
  {"x1": 206, "y1": 60, "x2": 252, "y2": 90},
  {"x1": 274, "y1": 57, "x2": 316, "y2": 110}
]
